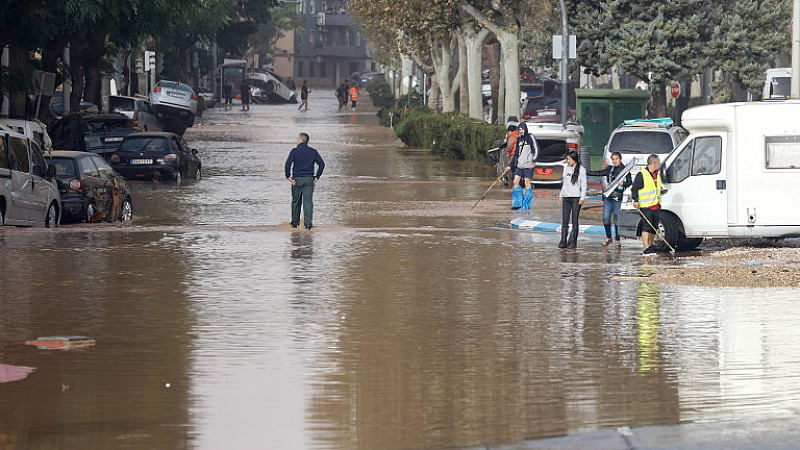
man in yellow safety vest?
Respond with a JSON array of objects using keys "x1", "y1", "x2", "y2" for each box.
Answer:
[{"x1": 632, "y1": 154, "x2": 662, "y2": 255}]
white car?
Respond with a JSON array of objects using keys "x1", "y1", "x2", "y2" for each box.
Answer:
[
  {"x1": 246, "y1": 70, "x2": 297, "y2": 104},
  {"x1": 109, "y1": 95, "x2": 162, "y2": 132},
  {"x1": 149, "y1": 80, "x2": 198, "y2": 135}
]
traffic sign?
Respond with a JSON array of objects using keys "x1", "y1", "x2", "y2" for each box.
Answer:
[{"x1": 670, "y1": 83, "x2": 681, "y2": 99}]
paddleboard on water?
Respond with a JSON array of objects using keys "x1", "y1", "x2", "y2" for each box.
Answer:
[{"x1": 602, "y1": 157, "x2": 638, "y2": 198}]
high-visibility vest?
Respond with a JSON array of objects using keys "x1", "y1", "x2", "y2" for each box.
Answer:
[
  {"x1": 637, "y1": 169, "x2": 662, "y2": 208},
  {"x1": 349, "y1": 87, "x2": 358, "y2": 101}
]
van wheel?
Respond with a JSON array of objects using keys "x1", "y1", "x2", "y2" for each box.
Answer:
[
  {"x1": 655, "y1": 212, "x2": 681, "y2": 250},
  {"x1": 45, "y1": 203, "x2": 58, "y2": 228},
  {"x1": 85, "y1": 202, "x2": 96, "y2": 223}
]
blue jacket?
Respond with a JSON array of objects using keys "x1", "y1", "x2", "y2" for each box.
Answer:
[{"x1": 285, "y1": 143, "x2": 325, "y2": 179}]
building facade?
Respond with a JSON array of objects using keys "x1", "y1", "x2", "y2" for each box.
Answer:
[{"x1": 287, "y1": 0, "x2": 375, "y2": 87}]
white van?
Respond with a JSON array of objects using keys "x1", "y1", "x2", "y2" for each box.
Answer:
[
  {"x1": 0, "y1": 128, "x2": 61, "y2": 227},
  {"x1": 618, "y1": 101, "x2": 800, "y2": 250},
  {"x1": 0, "y1": 119, "x2": 52, "y2": 150}
]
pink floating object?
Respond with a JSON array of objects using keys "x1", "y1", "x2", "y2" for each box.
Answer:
[{"x1": 0, "y1": 363, "x2": 35, "y2": 383}]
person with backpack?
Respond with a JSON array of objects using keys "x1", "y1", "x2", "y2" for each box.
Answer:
[
  {"x1": 558, "y1": 151, "x2": 587, "y2": 248},
  {"x1": 505, "y1": 122, "x2": 538, "y2": 210},
  {"x1": 586, "y1": 151, "x2": 632, "y2": 247}
]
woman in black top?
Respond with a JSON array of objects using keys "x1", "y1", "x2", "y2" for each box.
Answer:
[{"x1": 586, "y1": 151, "x2": 632, "y2": 246}]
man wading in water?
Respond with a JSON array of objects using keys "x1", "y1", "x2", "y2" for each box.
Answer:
[{"x1": 285, "y1": 132, "x2": 325, "y2": 229}]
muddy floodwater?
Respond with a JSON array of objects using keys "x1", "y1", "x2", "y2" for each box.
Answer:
[{"x1": 2, "y1": 95, "x2": 800, "y2": 450}]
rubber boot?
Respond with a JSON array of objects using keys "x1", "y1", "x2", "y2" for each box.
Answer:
[
  {"x1": 511, "y1": 187, "x2": 522, "y2": 210},
  {"x1": 521, "y1": 188, "x2": 532, "y2": 210},
  {"x1": 568, "y1": 227, "x2": 578, "y2": 248},
  {"x1": 558, "y1": 226, "x2": 568, "y2": 248}
]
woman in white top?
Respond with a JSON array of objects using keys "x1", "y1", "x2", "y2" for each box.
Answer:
[{"x1": 558, "y1": 151, "x2": 587, "y2": 248}]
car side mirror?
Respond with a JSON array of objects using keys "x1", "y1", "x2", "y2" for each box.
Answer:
[{"x1": 192, "y1": 148, "x2": 198, "y2": 155}]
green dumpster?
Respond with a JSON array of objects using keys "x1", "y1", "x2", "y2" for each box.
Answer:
[{"x1": 576, "y1": 89, "x2": 648, "y2": 169}]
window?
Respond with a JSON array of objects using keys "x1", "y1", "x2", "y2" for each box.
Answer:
[
  {"x1": 691, "y1": 137, "x2": 722, "y2": 176},
  {"x1": 356, "y1": 31, "x2": 361, "y2": 46},
  {"x1": 310, "y1": 0, "x2": 315, "y2": 14},
  {"x1": 309, "y1": 31, "x2": 314, "y2": 47},
  {"x1": 608, "y1": 131, "x2": 675, "y2": 154},
  {"x1": 81, "y1": 156, "x2": 101, "y2": 177},
  {"x1": 298, "y1": 32, "x2": 303, "y2": 45},
  {"x1": 319, "y1": 62, "x2": 326, "y2": 77},
  {"x1": 344, "y1": 30, "x2": 350, "y2": 46},
  {"x1": 665, "y1": 136, "x2": 722, "y2": 183},
  {"x1": 8, "y1": 137, "x2": 29, "y2": 173},
  {"x1": 0, "y1": 137, "x2": 8, "y2": 170},
  {"x1": 29, "y1": 143, "x2": 47, "y2": 177},
  {"x1": 92, "y1": 155, "x2": 115, "y2": 178},
  {"x1": 765, "y1": 136, "x2": 800, "y2": 169},
  {"x1": 299, "y1": 61, "x2": 305, "y2": 77}
]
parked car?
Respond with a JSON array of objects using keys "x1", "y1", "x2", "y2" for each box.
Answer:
[
  {"x1": 110, "y1": 132, "x2": 201, "y2": 182},
  {"x1": 45, "y1": 151, "x2": 133, "y2": 223},
  {"x1": 0, "y1": 128, "x2": 60, "y2": 227},
  {"x1": 0, "y1": 119, "x2": 52, "y2": 151},
  {"x1": 358, "y1": 72, "x2": 384, "y2": 87},
  {"x1": 521, "y1": 95, "x2": 575, "y2": 123},
  {"x1": 245, "y1": 69, "x2": 297, "y2": 103},
  {"x1": 109, "y1": 95, "x2": 162, "y2": 132},
  {"x1": 50, "y1": 114, "x2": 137, "y2": 157},
  {"x1": 149, "y1": 80, "x2": 198, "y2": 135},
  {"x1": 602, "y1": 118, "x2": 688, "y2": 172},
  {"x1": 49, "y1": 101, "x2": 99, "y2": 120}
]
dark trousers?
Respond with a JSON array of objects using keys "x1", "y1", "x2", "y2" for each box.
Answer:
[
  {"x1": 560, "y1": 197, "x2": 582, "y2": 247},
  {"x1": 291, "y1": 177, "x2": 315, "y2": 227}
]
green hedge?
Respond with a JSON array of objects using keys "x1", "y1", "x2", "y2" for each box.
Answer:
[{"x1": 392, "y1": 107, "x2": 504, "y2": 163}]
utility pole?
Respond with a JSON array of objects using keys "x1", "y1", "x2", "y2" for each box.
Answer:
[
  {"x1": 558, "y1": 0, "x2": 568, "y2": 125},
  {"x1": 792, "y1": 0, "x2": 800, "y2": 96}
]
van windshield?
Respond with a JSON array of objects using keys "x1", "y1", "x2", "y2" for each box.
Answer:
[{"x1": 609, "y1": 131, "x2": 675, "y2": 154}]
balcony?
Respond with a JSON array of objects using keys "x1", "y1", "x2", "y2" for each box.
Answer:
[{"x1": 316, "y1": 12, "x2": 352, "y2": 27}]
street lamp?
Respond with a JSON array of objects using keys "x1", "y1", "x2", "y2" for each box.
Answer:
[{"x1": 558, "y1": 0, "x2": 568, "y2": 125}]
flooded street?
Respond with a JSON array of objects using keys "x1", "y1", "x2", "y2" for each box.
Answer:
[{"x1": 2, "y1": 94, "x2": 800, "y2": 449}]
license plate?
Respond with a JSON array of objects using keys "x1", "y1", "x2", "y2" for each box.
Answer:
[
  {"x1": 168, "y1": 92, "x2": 184, "y2": 98},
  {"x1": 130, "y1": 159, "x2": 153, "y2": 165},
  {"x1": 104, "y1": 137, "x2": 123, "y2": 143},
  {"x1": 537, "y1": 110, "x2": 557, "y2": 116}
]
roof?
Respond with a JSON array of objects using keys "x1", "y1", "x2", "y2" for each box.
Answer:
[{"x1": 45, "y1": 150, "x2": 97, "y2": 158}]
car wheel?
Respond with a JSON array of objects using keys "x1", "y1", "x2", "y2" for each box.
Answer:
[
  {"x1": 656, "y1": 212, "x2": 681, "y2": 251},
  {"x1": 45, "y1": 202, "x2": 58, "y2": 228},
  {"x1": 119, "y1": 197, "x2": 133, "y2": 221},
  {"x1": 85, "y1": 202, "x2": 96, "y2": 223}
]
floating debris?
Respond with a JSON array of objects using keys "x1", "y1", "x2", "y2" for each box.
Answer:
[
  {"x1": 0, "y1": 363, "x2": 35, "y2": 383},
  {"x1": 25, "y1": 336, "x2": 96, "y2": 350}
]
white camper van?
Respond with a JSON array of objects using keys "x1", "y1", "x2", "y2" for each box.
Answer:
[{"x1": 618, "y1": 101, "x2": 800, "y2": 250}]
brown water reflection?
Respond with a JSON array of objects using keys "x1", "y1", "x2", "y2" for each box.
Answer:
[{"x1": 2, "y1": 95, "x2": 800, "y2": 450}]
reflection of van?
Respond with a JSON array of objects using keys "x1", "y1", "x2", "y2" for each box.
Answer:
[
  {"x1": 0, "y1": 129, "x2": 61, "y2": 227},
  {"x1": 762, "y1": 68, "x2": 791, "y2": 99},
  {"x1": 617, "y1": 101, "x2": 800, "y2": 250}
]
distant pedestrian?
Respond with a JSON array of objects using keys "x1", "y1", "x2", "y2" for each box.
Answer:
[
  {"x1": 285, "y1": 132, "x2": 325, "y2": 229},
  {"x1": 239, "y1": 81, "x2": 251, "y2": 111},
  {"x1": 504, "y1": 122, "x2": 538, "y2": 210},
  {"x1": 558, "y1": 151, "x2": 587, "y2": 249},
  {"x1": 299, "y1": 80, "x2": 310, "y2": 111},
  {"x1": 223, "y1": 81, "x2": 233, "y2": 110},
  {"x1": 349, "y1": 84, "x2": 359, "y2": 110},
  {"x1": 586, "y1": 151, "x2": 632, "y2": 247},
  {"x1": 336, "y1": 83, "x2": 347, "y2": 110},
  {"x1": 632, "y1": 154, "x2": 662, "y2": 255}
]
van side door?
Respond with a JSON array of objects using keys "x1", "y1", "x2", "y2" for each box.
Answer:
[
  {"x1": 662, "y1": 134, "x2": 728, "y2": 235},
  {"x1": 27, "y1": 141, "x2": 52, "y2": 223},
  {"x1": 0, "y1": 134, "x2": 13, "y2": 224},
  {"x1": 7, "y1": 136, "x2": 32, "y2": 222}
]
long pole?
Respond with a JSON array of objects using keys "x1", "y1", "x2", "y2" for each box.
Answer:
[
  {"x1": 792, "y1": 0, "x2": 800, "y2": 96},
  {"x1": 558, "y1": 0, "x2": 568, "y2": 125}
]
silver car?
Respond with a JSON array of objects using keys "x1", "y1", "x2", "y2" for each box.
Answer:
[
  {"x1": 109, "y1": 95, "x2": 162, "y2": 132},
  {"x1": 0, "y1": 128, "x2": 61, "y2": 227},
  {"x1": 149, "y1": 80, "x2": 198, "y2": 134}
]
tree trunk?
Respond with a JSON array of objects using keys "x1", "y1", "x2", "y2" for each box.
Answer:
[
  {"x1": 7, "y1": 47, "x2": 29, "y2": 119},
  {"x1": 429, "y1": 77, "x2": 441, "y2": 110},
  {"x1": 488, "y1": 42, "x2": 501, "y2": 123},
  {"x1": 84, "y1": 64, "x2": 102, "y2": 108},
  {"x1": 430, "y1": 34, "x2": 461, "y2": 113},
  {"x1": 458, "y1": 35, "x2": 468, "y2": 115},
  {"x1": 649, "y1": 83, "x2": 667, "y2": 118},
  {"x1": 462, "y1": 25, "x2": 491, "y2": 120},
  {"x1": 498, "y1": 31, "x2": 520, "y2": 123},
  {"x1": 71, "y1": 62, "x2": 85, "y2": 113}
]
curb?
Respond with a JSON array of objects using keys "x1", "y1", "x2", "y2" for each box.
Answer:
[{"x1": 510, "y1": 218, "x2": 614, "y2": 236}]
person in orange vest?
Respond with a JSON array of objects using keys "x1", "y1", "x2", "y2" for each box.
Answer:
[{"x1": 349, "y1": 84, "x2": 359, "y2": 110}]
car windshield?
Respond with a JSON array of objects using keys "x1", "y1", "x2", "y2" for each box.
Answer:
[
  {"x1": 84, "y1": 118, "x2": 131, "y2": 132},
  {"x1": 120, "y1": 137, "x2": 169, "y2": 153},
  {"x1": 48, "y1": 157, "x2": 78, "y2": 177},
  {"x1": 609, "y1": 130, "x2": 675, "y2": 154}
]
